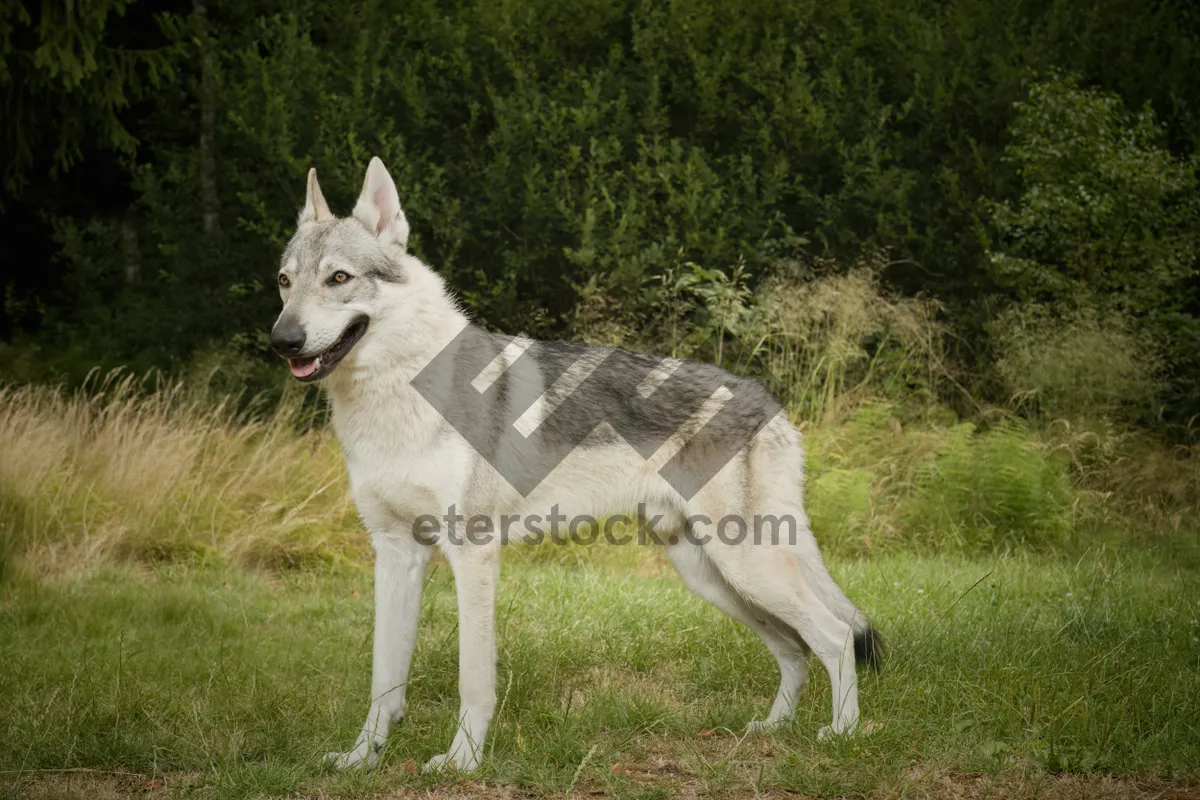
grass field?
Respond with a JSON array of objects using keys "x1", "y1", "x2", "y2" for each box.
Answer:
[
  {"x1": 2, "y1": 544, "x2": 1198, "y2": 799},
  {"x1": 2, "y1": 373, "x2": 1199, "y2": 798}
]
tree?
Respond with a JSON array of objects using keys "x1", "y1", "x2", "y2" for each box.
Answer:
[{"x1": 0, "y1": 1, "x2": 175, "y2": 203}]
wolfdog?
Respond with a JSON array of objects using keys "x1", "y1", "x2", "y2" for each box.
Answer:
[{"x1": 270, "y1": 158, "x2": 882, "y2": 772}]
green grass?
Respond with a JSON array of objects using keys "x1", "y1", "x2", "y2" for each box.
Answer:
[{"x1": 2, "y1": 547, "x2": 1197, "y2": 799}]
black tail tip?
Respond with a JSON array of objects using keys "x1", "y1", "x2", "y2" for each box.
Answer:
[{"x1": 854, "y1": 626, "x2": 884, "y2": 672}]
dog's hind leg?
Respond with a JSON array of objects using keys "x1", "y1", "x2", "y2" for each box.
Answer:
[
  {"x1": 666, "y1": 540, "x2": 810, "y2": 731},
  {"x1": 697, "y1": 534, "x2": 861, "y2": 738},
  {"x1": 693, "y1": 416, "x2": 874, "y2": 738}
]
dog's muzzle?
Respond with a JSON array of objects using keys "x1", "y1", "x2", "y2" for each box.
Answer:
[{"x1": 273, "y1": 315, "x2": 370, "y2": 383}]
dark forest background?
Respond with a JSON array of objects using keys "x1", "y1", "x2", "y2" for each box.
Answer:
[{"x1": 2, "y1": 0, "x2": 1199, "y2": 439}]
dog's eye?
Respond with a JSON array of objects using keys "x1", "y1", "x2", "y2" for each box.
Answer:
[
  {"x1": 331, "y1": 271, "x2": 351, "y2": 285},
  {"x1": 278, "y1": 274, "x2": 290, "y2": 288}
]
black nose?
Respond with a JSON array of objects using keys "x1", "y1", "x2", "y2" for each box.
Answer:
[{"x1": 270, "y1": 320, "x2": 306, "y2": 357}]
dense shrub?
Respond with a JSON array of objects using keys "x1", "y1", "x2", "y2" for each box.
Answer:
[
  {"x1": 904, "y1": 420, "x2": 1077, "y2": 551},
  {"x1": 986, "y1": 75, "x2": 1199, "y2": 430},
  {"x1": 992, "y1": 306, "x2": 1159, "y2": 421},
  {"x1": 803, "y1": 405, "x2": 1083, "y2": 555}
]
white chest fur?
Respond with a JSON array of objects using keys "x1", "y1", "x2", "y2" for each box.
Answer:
[{"x1": 329, "y1": 372, "x2": 472, "y2": 531}]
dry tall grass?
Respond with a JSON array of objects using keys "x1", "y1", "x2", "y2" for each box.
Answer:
[
  {"x1": 0, "y1": 372, "x2": 362, "y2": 576},
  {"x1": 744, "y1": 262, "x2": 961, "y2": 424},
  {"x1": 992, "y1": 305, "x2": 1160, "y2": 419}
]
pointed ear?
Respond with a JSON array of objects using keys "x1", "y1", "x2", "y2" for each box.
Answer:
[
  {"x1": 352, "y1": 157, "x2": 410, "y2": 250},
  {"x1": 297, "y1": 168, "x2": 332, "y2": 225}
]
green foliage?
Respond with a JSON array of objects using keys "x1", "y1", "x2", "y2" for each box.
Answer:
[
  {"x1": 741, "y1": 263, "x2": 952, "y2": 424},
  {"x1": 803, "y1": 404, "x2": 1094, "y2": 556},
  {"x1": 806, "y1": 466, "x2": 875, "y2": 549},
  {"x1": 0, "y1": 0, "x2": 174, "y2": 197},
  {"x1": 989, "y1": 75, "x2": 1198, "y2": 315},
  {"x1": 905, "y1": 420, "x2": 1076, "y2": 551},
  {"x1": 987, "y1": 75, "x2": 1200, "y2": 431},
  {"x1": 654, "y1": 256, "x2": 754, "y2": 366}
]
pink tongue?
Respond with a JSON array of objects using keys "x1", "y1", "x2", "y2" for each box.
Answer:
[{"x1": 289, "y1": 357, "x2": 319, "y2": 378}]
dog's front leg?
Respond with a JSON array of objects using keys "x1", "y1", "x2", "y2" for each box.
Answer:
[
  {"x1": 424, "y1": 542, "x2": 498, "y2": 773},
  {"x1": 329, "y1": 531, "x2": 430, "y2": 769}
]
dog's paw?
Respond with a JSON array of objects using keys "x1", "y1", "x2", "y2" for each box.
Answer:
[
  {"x1": 326, "y1": 741, "x2": 381, "y2": 770},
  {"x1": 816, "y1": 722, "x2": 858, "y2": 741},
  {"x1": 746, "y1": 718, "x2": 782, "y2": 735},
  {"x1": 423, "y1": 751, "x2": 479, "y2": 774}
]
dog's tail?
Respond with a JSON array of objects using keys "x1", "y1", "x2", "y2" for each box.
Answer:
[
  {"x1": 853, "y1": 624, "x2": 885, "y2": 672},
  {"x1": 790, "y1": 523, "x2": 885, "y2": 672}
]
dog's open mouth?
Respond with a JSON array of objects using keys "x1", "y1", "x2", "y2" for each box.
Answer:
[{"x1": 289, "y1": 317, "x2": 369, "y2": 382}]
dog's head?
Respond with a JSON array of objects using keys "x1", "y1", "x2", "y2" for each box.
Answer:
[{"x1": 271, "y1": 158, "x2": 412, "y2": 382}]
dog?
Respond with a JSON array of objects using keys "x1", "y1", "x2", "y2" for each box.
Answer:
[{"x1": 270, "y1": 157, "x2": 882, "y2": 772}]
